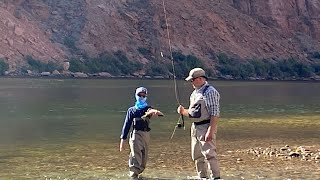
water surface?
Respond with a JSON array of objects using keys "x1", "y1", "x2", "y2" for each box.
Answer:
[{"x1": 0, "y1": 78, "x2": 319, "y2": 179}]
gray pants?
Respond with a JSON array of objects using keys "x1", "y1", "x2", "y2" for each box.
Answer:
[
  {"x1": 128, "y1": 130, "x2": 150, "y2": 176},
  {"x1": 191, "y1": 123, "x2": 220, "y2": 179}
]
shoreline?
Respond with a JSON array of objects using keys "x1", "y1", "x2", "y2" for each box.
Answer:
[{"x1": 0, "y1": 74, "x2": 319, "y2": 82}]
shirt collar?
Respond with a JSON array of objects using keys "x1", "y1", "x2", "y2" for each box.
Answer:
[{"x1": 195, "y1": 81, "x2": 208, "y2": 92}]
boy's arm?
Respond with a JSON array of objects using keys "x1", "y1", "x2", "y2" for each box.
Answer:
[{"x1": 119, "y1": 108, "x2": 134, "y2": 151}]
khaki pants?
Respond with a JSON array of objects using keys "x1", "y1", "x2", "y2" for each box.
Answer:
[
  {"x1": 191, "y1": 123, "x2": 220, "y2": 178},
  {"x1": 128, "y1": 130, "x2": 150, "y2": 177}
]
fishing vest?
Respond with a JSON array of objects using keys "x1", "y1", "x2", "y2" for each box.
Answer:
[
  {"x1": 133, "y1": 117, "x2": 150, "y2": 132},
  {"x1": 133, "y1": 106, "x2": 151, "y2": 132},
  {"x1": 188, "y1": 85, "x2": 210, "y2": 122}
]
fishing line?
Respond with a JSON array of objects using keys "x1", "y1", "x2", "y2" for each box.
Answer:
[{"x1": 160, "y1": 0, "x2": 185, "y2": 139}]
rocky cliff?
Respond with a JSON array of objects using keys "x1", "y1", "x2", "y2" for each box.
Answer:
[{"x1": 0, "y1": 0, "x2": 319, "y2": 71}]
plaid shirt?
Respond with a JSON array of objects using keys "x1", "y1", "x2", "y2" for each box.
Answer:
[{"x1": 197, "y1": 82, "x2": 220, "y2": 117}]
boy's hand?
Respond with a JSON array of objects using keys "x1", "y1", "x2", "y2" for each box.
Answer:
[
  {"x1": 142, "y1": 108, "x2": 164, "y2": 120},
  {"x1": 119, "y1": 139, "x2": 125, "y2": 152}
]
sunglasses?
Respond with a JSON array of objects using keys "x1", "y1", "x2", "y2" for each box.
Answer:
[
  {"x1": 191, "y1": 77, "x2": 200, "y2": 82},
  {"x1": 138, "y1": 93, "x2": 147, "y2": 97}
]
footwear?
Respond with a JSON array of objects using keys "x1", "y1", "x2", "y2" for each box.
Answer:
[
  {"x1": 186, "y1": 176, "x2": 207, "y2": 180},
  {"x1": 129, "y1": 171, "x2": 139, "y2": 179},
  {"x1": 129, "y1": 174, "x2": 139, "y2": 180}
]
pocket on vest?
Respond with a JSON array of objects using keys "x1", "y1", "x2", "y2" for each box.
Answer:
[{"x1": 189, "y1": 104, "x2": 201, "y2": 118}]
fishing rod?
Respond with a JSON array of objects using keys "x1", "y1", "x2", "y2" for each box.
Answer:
[{"x1": 160, "y1": 0, "x2": 185, "y2": 139}]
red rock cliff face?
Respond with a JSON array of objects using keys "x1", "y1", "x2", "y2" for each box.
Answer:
[
  {"x1": 0, "y1": 0, "x2": 319, "y2": 70},
  {"x1": 0, "y1": 1, "x2": 66, "y2": 70},
  {"x1": 232, "y1": 0, "x2": 320, "y2": 38},
  {"x1": 80, "y1": 0, "x2": 320, "y2": 64}
]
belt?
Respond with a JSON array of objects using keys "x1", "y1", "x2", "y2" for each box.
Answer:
[
  {"x1": 133, "y1": 126, "x2": 151, "y2": 132},
  {"x1": 193, "y1": 119, "x2": 210, "y2": 126}
]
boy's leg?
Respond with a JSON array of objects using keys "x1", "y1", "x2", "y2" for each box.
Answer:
[{"x1": 128, "y1": 131, "x2": 144, "y2": 177}]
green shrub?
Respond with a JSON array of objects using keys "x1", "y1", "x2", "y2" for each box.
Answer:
[
  {"x1": 69, "y1": 58, "x2": 87, "y2": 72},
  {"x1": 27, "y1": 56, "x2": 46, "y2": 72},
  {"x1": 217, "y1": 54, "x2": 246, "y2": 78},
  {"x1": 278, "y1": 58, "x2": 298, "y2": 77},
  {"x1": 68, "y1": 51, "x2": 143, "y2": 75},
  {"x1": 47, "y1": 61, "x2": 60, "y2": 72},
  {"x1": 145, "y1": 63, "x2": 169, "y2": 76},
  {"x1": 137, "y1": 47, "x2": 151, "y2": 56},
  {"x1": 171, "y1": 52, "x2": 204, "y2": 78},
  {"x1": 0, "y1": 59, "x2": 9, "y2": 75},
  {"x1": 239, "y1": 63, "x2": 255, "y2": 79},
  {"x1": 312, "y1": 63, "x2": 320, "y2": 75},
  {"x1": 293, "y1": 62, "x2": 314, "y2": 77},
  {"x1": 311, "y1": 52, "x2": 320, "y2": 59},
  {"x1": 217, "y1": 54, "x2": 315, "y2": 79},
  {"x1": 63, "y1": 36, "x2": 77, "y2": 51},
  {"x1": 217, "y1": 53, "x2": 231, "y2": 65},
  {"x1": 267, "y1": 63, "x2": 282, "y2": 78},
  {"x1": 26, "y1": 56, "x2": 60, "y2": 73},
  {"x1": 249, "y1": 59, "x2": 269, "y2": 77},
  {"x1": 172, "y1": 52, "x2": 186, "y2": 61}
]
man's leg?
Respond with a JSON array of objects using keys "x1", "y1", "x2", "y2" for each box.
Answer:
[
  {"x1": 191, "y1": 124, "x2": 208, "y2": 178},
  {"x1": 200, "y1": 133, "x2": 220, "y2": 179}
]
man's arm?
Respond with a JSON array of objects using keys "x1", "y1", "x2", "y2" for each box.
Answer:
[
  {"x1": 204, "y1": 88, "x2": 220, "y2": 141},
  {"x1": 205, "y1": 115, "x2": 219, "y2": 141}
]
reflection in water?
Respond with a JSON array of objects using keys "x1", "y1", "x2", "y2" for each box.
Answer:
[{"x1": 0, "y1": 78, "x2": 319, "y2": 179}]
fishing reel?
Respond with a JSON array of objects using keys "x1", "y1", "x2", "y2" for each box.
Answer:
[
  {"x1": 174, "y1": 114, "x2": 185, "y2": 129},
  {"x1": 176, "y1": 122, "x2": 183, "y2": 128},
  {"x1": 170, "y1": 115, "x2": 185, "y2": 139},
  {"x1": 176, "y1": 115, "x2": 185, "y2": 129}
]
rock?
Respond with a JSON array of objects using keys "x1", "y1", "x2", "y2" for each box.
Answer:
[
  {"x1": 289, "y1": 152, "x2": 300, "y2": 157},
  {"x1": 97, "y1": 4, "x2": 106, "y2": 11},
  {"x1": 139, "y1": 57, "x2": 149, "y2": 64},
  {"x1": 89, "y1": 29, "x2": 99, "y2": 36},
  {"x1": 6, "y1": 38, "x2": 13, "y2": 46},
  {"x1": 181, "y1": 13, "x2": 190, "y2": 20},
  {"x1": 51, "y1": 11, "x2": 58, "y2": 15},
  {"x1": 41, "y1": 72, "x2": 50, "y2": 76},
  {"x1": 73, "y1": 72, "x2": 88, "y2": 78},
  {"x1": 51, "y1": 28, "x2": 58, "y2": 33},
  {"x1": 5, "y1": 19, "x2": 15, "y2": 29},
  {"x1": 14, "y1": 26, "x2": 24, "y2": 36},
  {"x1": 98, "y1": 72, "x2": 112, "y2": 77},
  {"x1": 52, "y1": 70, "x2": 60, "y2": 75},
  {"x1": 63, "y1": 62, "x2": 70, "y2": 71}
]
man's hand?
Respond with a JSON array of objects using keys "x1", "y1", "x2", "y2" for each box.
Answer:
[
  {"x1": 205, "y1": 117, "x2": 218, "y2": 142},
  {"x1": 119, "y1": 139, "x2": 125, "y2": 152},
  {"x1": 177, "y1": 105, "x2": 185, "y2": 115},
  {"x1": 204, "y1": 129, "x2": 213, "y2": 142}
]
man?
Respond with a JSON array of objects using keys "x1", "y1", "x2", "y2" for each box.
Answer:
[
  {"x1": 119, "y1": 87, "x2": 163, "y2": 179},
  {"x1": 177, "y1": 68, "x2": 221, "y2": 180}
]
